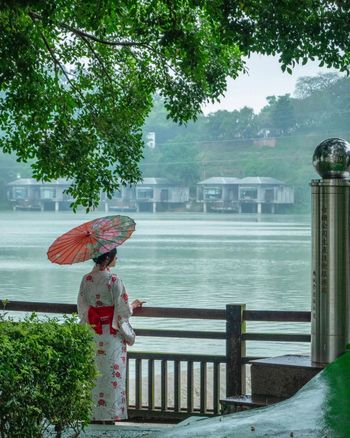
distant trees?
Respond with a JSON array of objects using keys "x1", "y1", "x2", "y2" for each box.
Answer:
[
  {"x1": 295, "y1": 73, "x2": 340, "y2": 98},
  {"x1": 159, "y1": 142, "x2": 200, "y2": 187},
  {"x1": 144, "y1": 73, "x2": 350, "y2": 152},
  {"x1": 205, "y1": 108, "x2": 258, "y2": 140},
  {"x1": 293, "y1": 74, "x2": 350, "y2": 133},
  {"x1": 260, "y1": 94, "x2": 296, "y2": 136}
]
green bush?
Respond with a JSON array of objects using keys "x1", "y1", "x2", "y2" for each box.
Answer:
[{"x1": 0, "y1": 313, "x2": 97, "y2": 438}]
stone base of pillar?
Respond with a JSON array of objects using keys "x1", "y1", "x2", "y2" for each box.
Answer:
[{"x1": 250, "y1": 355, "x2": 323, "y2": 399}]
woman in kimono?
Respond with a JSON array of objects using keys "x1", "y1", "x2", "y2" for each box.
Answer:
[{"x1": 77, "y1": 247, "x2": 144, "y2": 423}]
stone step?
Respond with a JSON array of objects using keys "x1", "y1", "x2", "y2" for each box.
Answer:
[{"x1": 220, "y1": 394, "x2": 284, "y2": 414}]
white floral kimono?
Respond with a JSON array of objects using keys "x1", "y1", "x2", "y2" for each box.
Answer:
[{"x1": 77, "y1": 268, "x2": 133, "y2": 421}]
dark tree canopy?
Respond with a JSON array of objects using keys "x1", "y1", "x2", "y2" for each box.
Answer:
[
  {"x1": 1, "y1": 1, "x2": 350, "y2": 209},
  {"x1": 295, "y1": 72, "x2": 340, "y2": 98}
]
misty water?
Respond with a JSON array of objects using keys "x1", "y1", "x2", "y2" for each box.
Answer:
[{"x1": 0, "y1": 211, "x2": 311, "y2": 358}]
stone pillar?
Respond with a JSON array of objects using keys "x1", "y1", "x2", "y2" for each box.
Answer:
[
  {"x1": 257, "y1": 203, "x2": 262, "y2": 214},
  {"x1": 203, "y1": 202, "x2": 207, "y2": 213},
  {"x1": 271, "y1": 204, "x2": 275, "y2": 214},
  {"x1": 153, "y1": 202, "x2": 157, "y2": 213},
  {"x1": 105, "y1": 202, "x2": 109, "y2": 213},
  {"x1": 311, "y1": 137, "x2": 350, "y2": 364}
]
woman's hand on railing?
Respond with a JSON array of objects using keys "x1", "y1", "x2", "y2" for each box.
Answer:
[{"x1": 131, "y1": 299, "x2": 146, "y2": 310}]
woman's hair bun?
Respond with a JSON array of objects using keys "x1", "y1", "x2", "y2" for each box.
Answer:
[{"x1": 93, "y1": 247, "x2": 117, "y2": 265}]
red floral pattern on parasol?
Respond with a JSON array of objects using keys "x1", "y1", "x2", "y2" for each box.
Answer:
[{"x1": 47, "y1": 215, "x2": 135, "y2": 264}]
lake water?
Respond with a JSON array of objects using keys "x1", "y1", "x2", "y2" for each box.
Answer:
[{"x1": 0, "y1": 211, "x2": 311, "y2": 357}]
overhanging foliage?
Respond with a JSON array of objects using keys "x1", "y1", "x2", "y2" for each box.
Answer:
[{"x1": 1, "y1": 1, "x2": 350, "y2": 209}]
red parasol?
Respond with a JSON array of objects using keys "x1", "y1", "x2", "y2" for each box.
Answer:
[{"x1": 47, "y1": 215, "x2": 135, "y2": 265}]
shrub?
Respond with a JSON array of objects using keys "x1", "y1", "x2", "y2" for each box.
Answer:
[{"x1": 0, "y1": 313, "x2": 97, "y2": 438}]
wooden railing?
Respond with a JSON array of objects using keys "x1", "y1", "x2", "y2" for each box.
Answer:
[{"x1": 1, "y1": 300, "x2": 311, "y2": 419}]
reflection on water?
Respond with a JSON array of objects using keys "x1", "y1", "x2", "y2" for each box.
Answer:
[{"x1": 0, "y1": 211, "x2": 311, "y2": 357}]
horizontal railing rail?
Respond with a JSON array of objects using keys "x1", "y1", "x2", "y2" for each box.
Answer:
[
  {"x1": 128, "y1": 352, "x2": 227, "y2": 363},
  {"x1": 134, "y1": 328, "x2": 227, "y2": 339},
  {"x1": 244, "y1": 310, "x2": 311, "y2": 322},
  {"x1": 2, "y1": 300, "x2": 77, "y2": 313},
  {"x1": 2, "y1": 300, "x2": 311, "y2": 322},
  {"x1": 1, "y1": 299, "x2": 312, "y2": 419},
  {"x1": 242, "y1": 333, "x2": 311, "y2": 342}
]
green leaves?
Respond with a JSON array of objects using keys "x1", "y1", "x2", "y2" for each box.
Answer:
[
  {"x1": 0, "y1": 314, "x2": 96, "y2": 437},
  {"x1": 0, "y1": 1, "x2": 243, "y2": 210}
]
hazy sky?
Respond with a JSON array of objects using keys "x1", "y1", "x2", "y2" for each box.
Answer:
[{"x1": 203, "y1": 54, "x2": 339, "y2": 115}]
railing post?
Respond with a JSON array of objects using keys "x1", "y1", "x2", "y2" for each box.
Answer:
[{"x1": 226, "y1": 304, "x2": 246, "y2": 397}]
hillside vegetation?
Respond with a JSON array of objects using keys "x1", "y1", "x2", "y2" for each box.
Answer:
[{"x1": 142, "y1": 73, "x2": 350, "y2": 212}]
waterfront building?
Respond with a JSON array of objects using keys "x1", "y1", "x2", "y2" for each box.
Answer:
[
  {"x1": 238, "y1": 177, "x2": 294, "y2": 213},
  {"x1": 102, "y1": 178, "x2": 190, "y2": 213},
  {"x1": 7, "y1": 176, "x2": 293, "y2": 214},
  {"x1": 135, "y1": 178, "x2": 190, "y2": 213},
  {"x1": 7, "y1": 178, "x2": 73, "y2": 211},
  {"x1": 7, "y1": 177, "x2": 190, "y2": 213},
  {"x1": 197, "y1": 176, "x2": 294, "y2": 213},
  {"x1": 102, "y1": 186, "x2": 137, "y2": 213},
  {"x1": 196, "y1": 177, "x2": 241, "y2": 213}
]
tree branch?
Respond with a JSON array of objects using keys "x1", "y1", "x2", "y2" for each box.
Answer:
[
  {"x1": 38, "y1": 29, "x2": 86, "y2": 103},
  {"x1": 33, "y1": 25, "x2": 103, "y2": 133},
  {"x1": 28, "y1": 10, "x2": 179, "y2": 80},
  {"x1": 29, "y1": 11, "x2": 148, "y2": 48},
  {"x1": 79, "y1": 34, "x2": 115, "y2": 87}
]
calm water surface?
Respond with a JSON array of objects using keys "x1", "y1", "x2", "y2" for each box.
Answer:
[{"x1": 0, "y1": 211, "x2": 311, "y2": 357}]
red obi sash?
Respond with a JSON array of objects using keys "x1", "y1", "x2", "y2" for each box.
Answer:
[{"x1": 88, "y1": 305, "x2": 117, "y2": 335}]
